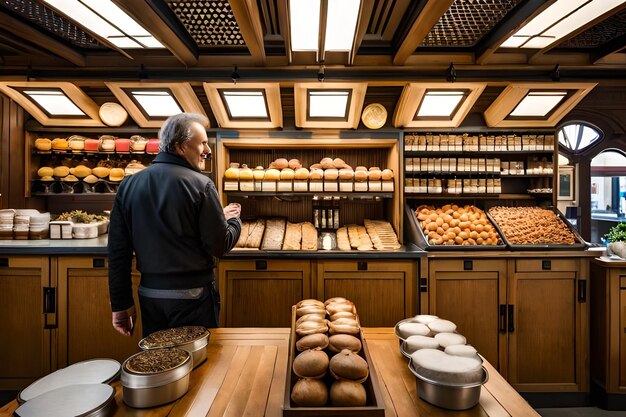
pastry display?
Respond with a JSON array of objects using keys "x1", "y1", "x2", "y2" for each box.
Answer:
[
  {"x1": 34, "y1": 138, "x2": 52, "y2": 151},
  {"x1": 488, "y1": 206, "x2": 578, "y2": 245},
  {"x1": 415, "y1": 204, "x2": 502, "y2": 246}
]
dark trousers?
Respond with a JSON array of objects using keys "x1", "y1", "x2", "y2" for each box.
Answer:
[{"x1": 138, "y1": 281, "x2": 220, "y2": 337}]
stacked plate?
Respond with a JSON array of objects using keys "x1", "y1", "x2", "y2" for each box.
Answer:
[
  {"x1": 0, "y1": 209, "x2": 15, "y2": 239},
  {"x1": 28, "y1": 212, "x2": 51, "y2": 239},
  {"x1": 13, "y1": 215, "x2": 30, "y2": 239}
]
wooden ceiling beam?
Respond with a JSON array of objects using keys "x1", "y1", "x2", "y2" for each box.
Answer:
[
  {"x1": 0, "y1": 10, "x2": 85, "y2": 66},
  {"x1": 392, "y1": 0, "x2": 454, "y2": 66},
  {"x1": 229, "y1": 0, "x2": 266, "y2": 65},
  {"x1": 350, "y1": 0, "x2": 375, "y2": 65},
  {"x1": 0, "y1": 30, "x2": 59, "y2": 61},
  {"x1": 592, "y1": 33, "x2": 626, "y2": 64},
  {"x1": 529, "y1": 3, "x2": 626, "y2": 64},
  {"x1": 475, "y1": 0, "x2": 554, "y2": 65},
  {"x1": 112, "y1": 0, "x2": 198, "y2": 67}
]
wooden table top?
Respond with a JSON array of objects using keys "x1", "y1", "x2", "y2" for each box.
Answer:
[{"x1": 1, "y1": 328, "x2": 539, "y2": 417}]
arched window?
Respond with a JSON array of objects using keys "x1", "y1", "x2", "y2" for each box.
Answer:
[
  {"x1": 590, "y1": 150, "x2": 626, "y2": 243},
  {"x1": 558, "y1": 122, "x2": 602, "y2": 153}
]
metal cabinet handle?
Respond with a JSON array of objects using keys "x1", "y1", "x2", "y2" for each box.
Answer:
[
  {"x1": 499, "y1": 304, "x2": 507, "y2": 333},
  {"x1": 508, "y1": 304, "x2": 515, "y2": 333}
]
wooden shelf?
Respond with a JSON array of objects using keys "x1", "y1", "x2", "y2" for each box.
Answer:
[
  {"x1": 225, "y1": 191, "x2": 393, "y2": 199},
  {"x1": 404, "y1": 193, "x2": 536, "y2": 200},
  {"x1": 404, "y1": 150, "x2": 554, "y2": 156},
  {"x1": 405, "y1": 171, "x2": 501, "y2": 177}
]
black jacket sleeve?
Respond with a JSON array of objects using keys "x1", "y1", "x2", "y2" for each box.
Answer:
[
  {"x1": 199, "y1": 181, "x2": 241, "y2": 257},
  {"x1": 107, "y1": 192, "x2": 135, "y2": 312}
]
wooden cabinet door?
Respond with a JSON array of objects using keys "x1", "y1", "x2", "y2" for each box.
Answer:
[
  {"x1": 428, "y1": 258, "x2": 507, "y2": 371},
  {"x1": 56, "y1": 256, "x2": 142, "y2": 367},
  {"x1": 219, "y1": 259, "x2": 311, "y2": 327},
  {"x1": 0, "y1": 256, "x2": 51, "y2": 389},
  {"x1": 508, "y1": 258, "x2": 587, "y2": 392},
  {"x1": 316, "y1": 260, "x2": 417, "y2": 327}
]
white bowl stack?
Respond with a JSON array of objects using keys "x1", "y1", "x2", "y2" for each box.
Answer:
[
  {"x1": 0, "y1": 209, "x2": 16, "y2": 239},
  {"x1": 13, "y1": 214, "x2": 30, "y2": 239},
  {"x1": 29, "y1": 212, "x2": 51, "y2": 239}
]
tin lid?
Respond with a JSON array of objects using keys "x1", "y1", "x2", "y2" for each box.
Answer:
[
  {"x1": 139, "y1": 326, "x2": 210, "y2": 350},
  {"x1": 18, "y1": 359, "x2": 121, "y2": 403},
  {"x1": 14, "y1": 384, "x2": 115, "y2": 417},
  {"x1": 121, "y1": 348, "x2": 192, "y2": 389}
]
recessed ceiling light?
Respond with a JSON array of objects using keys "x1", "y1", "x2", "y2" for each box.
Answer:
[
  {"x1": 289, "y1": 0, "x2": 321, "y2": 52},
  {"x1": 324, "y1": 0, "x2": 360, "y2": 52},
  {"x1": 221, "y1": 90, "x2": 268, "y2": 118},
  {"x1": 501, "y1": 0, "x2": 626, "y2": 49},
  {"x1": 24, "y1": 90, "x2": 85, "y2": 116},
  {"x1": 509, "y1": 91, "x2": 567, "y2": 117},
  {"x1": 417, "y1": 91, "x2": 467, "y2": 117},
  {"x1": 130, "y1": 91, "x2": 182, "y2": 117},
  {"x1": 42, "y1": 0, "x2": 164, "y2": 49},
  {"x1": 309, "y1": 90, "x2": 349, "y2": 118}
]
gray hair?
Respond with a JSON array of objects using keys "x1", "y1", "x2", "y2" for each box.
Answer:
[{"x1": 158, "y1": 113, "x2": 209, "y2": 154}]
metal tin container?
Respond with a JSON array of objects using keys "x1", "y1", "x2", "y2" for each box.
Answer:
[
  {"x1": 14, "y1": 384, "x2": 115, "y2": 417},
  {"x1": 139, "y1": 326, "x2": 210, "y2": 368},
  {"x1": 408, "y1": 359, "x2": 488, "y2": 410},
  {"x1": 121, "y1": 348, "x2": 192, "y2": 408}
]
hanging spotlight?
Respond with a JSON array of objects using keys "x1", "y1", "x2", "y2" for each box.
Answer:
[
  {"x1": 551, "y1": 64, "x2": 561, "y2": 82},
  {"x1": 231, "y1": 65, "x2": 240, "y2": 85},
  {"x1": 317, "y1": 62, "x2": 325, "y2": 82},
  {"x1": 446, "y1": 63, "x2": 457, "y2": 83}
]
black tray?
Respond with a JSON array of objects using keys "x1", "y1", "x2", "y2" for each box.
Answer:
[
  {"x1": 487, "y1": 207, "x2": 587, "y2": 251},
  {"x1": 406, "y1": 203, "x2": 507, "y2": 251}
]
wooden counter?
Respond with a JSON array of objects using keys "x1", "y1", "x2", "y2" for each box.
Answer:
[{"x1": 0, "y1": 328, "x2": 539, "y2": 417}]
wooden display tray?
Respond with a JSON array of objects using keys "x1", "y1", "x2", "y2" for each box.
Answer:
[{"x1": 283, "y1": 306, "x2": 385, "y2": 416}]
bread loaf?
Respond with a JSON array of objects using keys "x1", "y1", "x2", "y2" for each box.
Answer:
[
  {"x1": 280, "y1": 168, "x2": 295, "y2": 180},
  {"x1": 381, "y1": 169, "x2": 394, "y2": 180},
  {"x1": 338, "y1": 169, "x2": 354, "y2": 180},
  {"x1": 324, "y1": 168, "x2": 338, "y2": 180},
  {"x1": 332, "y1": 158, "x2": 348, "y2": 169},
  {"x1": 347, "y1": 225, "x2": 360, "y2": 249},
  {"x1": 309, "y1": 168, "x2": 324, "y2": 180},
  {"x1": 245, "y1": 219, "x2": 266, "y2": 248},
  {"x1": 320, "y1": 157, "x2": 334, "y2": 169},
  {"x1": 301, "y1": 222, "x2": 318, "y2": 250},
  {"x1": 270, "y1": 158, "x2": 289, "y2": 169},
  {"x1": 264, "y1": 169, "x2": 280, "y2": 180},
  {"x1": 261, "y1": 218, "x2": 286, "y2": 250},
  {"x1": 236, "y1": 222, "x2": 250, "y2": 248},
  {"x1": 288, "y1": 158, "x2": 302, "y2": 170},
  {"x1": 337, "y1": 227, "x2": 351, "y2": 251},
  {"x1": 282, "y1": 222, "x2": 302, "y2": 250},
  {"x1": 294, "y1": 168, "x2": 309, "y2": 180}
]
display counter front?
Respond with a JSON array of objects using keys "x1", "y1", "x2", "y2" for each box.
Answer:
[{"x1": 0, "y1": 328, "x2": 540, "y2": 417}]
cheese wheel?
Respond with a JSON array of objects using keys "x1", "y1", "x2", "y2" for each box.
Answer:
[
  {"x1": 410, "y1": 348, "x2": 483, "y2": 384},
  {"x1": 397, "y1": 322, "x2": 430, "y2": 339},
  {"x1": 434, "y1": 332, "x2": 467, "y2": 348},
  {"x1": 405, "y1": 335, "x2": 440, "y2": 353},
  {"x1": 428, "y1": 319, "x2": 457, "y2": 334},
  {"x1": 445, "y1": 344, "x2": 478, "y2": 358}
]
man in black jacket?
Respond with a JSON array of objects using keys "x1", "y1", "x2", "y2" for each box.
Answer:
[{"x1": 108, "y1": 113, "x2": 241, "y2": 337}]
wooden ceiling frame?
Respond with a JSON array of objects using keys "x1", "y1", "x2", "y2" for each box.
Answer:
[
  {"x1": 350, "y1": 0, "x2": 375, "y2": 65},
  {"x1": 392, "y1": 0, "x2": 454, "y2": 66},
  {"x1": 592, "y1": 33, "x2": 626, "y2": 64},
  {"x1": 112, "y1": 0, "x2": 198, "y2": 67},
  {"x1": 105, "y1": 82, "x2": 207, "y2": 128},
  {"x1": 294, "y1": 82, "x2": 367, "y2": 129},
  {"x1": 0, "y1": 9, "x2": 85, "y2": 66},
  {"x1": 392, "y1": 83, "x2": 485, "y2": 128},
  {"x1": 229, "y1": 0, "x2": 267, "y2": 65},
  {"x1": 0, "y1": 81, "x2": 103, "y2": 126},
  {"x1": 484, "y1": 82, "x2": 597, "y2": 128},
  {"x1": 203, "y1": 82, "x2": 282, "y2": 129}
]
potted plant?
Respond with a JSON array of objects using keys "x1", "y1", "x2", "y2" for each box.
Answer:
[{"x1": 605, "y1": 222, "x2": 626, "y2": 258}]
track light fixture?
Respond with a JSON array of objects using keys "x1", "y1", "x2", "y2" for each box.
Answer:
[
  {"x1": 317, "y1": 62, "x2": 325, "y2": 82},
  {"x1": 446, "y1": 63, "x2": 457, "y2": 83},
  {"x1": 551, "y1": 64, "x2": 560, "y2": 82},
  {"x1": 231, "y1": 65, "x2": 240, "y2": 85}
]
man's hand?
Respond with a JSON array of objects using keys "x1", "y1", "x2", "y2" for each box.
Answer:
[
  {"x1": 223, "y1": 203, "x2": 241, "y2": 220},
  {"x1": 112, "y1": 305, "x2": 136, "y2": 337}
]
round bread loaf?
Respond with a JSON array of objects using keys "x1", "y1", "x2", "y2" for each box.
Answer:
[
  {"x1": 354, "y1": 170, "x2": 368, "y2": 182},
  {"x1": 368, "y1": 169, "x2": 382, "y2": 181},
  {"x1": 410, "y1": 348, "x2": 483, "y2": 384},
  {"x1": 294, "y1": 168, "x2": 309, "y2": 180},
  {"x1": 413, "y1": 314, "x2": 439, "y2": 325},
  {"x1": 338, "y1": 169, "x2": 354, "y2": 180},
  {"x1": 109, "y1": 168, "x2": 125, "y2": 182},
  {"x1": 296, "y1": 320, "x2": 328, "y2": 337},
  {"x1": 296, "y1": 314, "x2": 326, "y2": 327},
  {"x1": 239, "y1": 165, "x2": 253, "y2": 180},
  {"x1": 264, "y1": 169, "x2": 280, "y2": 180},
  {"x1": 270, "y1": 158, "x2": 289, "y2": 169},
  {"x1": 320, "y1": 157, "x2": 334, "y2": 169},
  {"x1": 51, "y1": 138, "x2": 68, "y2": 150},
  {"x1": 92, "y1": 166, "x2": 111, "y2": 178},
  {"x1": 381, "y1": 169, "x2": 394, "y2": 180},
  {"x1": 62, "y1": 174, "x2": 78, "y2": 182},
  {"x1": 445, "y1": 344, "x2": 478, "y2": 358},
  {"x1": 329, "y1": 311, "x2": 356, "y2": 321},
  {"x1": 280, "y1": 168, "x2": 295, "y2": 180},
  {"x1": 34, "y1": 138, "x2": 52, "y2": 151},
  {"x1": 326, "y1": 302, "x2": 354, "y2": 315},
  {"x1": 310, "y1": 163, "x2": 322, "y2": 170},
  {"x1": 397, "y1": 322, "x2": 430, "y2": 339},
  {"x1": 328, "y1": 334, "x2": 362, "y2": 353},
  {"x1": 53, "y1": 166, "x2": 70, "y2": 177},
  {"x1": 355, "y1": 166, "x2": 367, "y2": 172},
  {"x1": 329, "y1": 349, "x2": 369, "y2": 381},
  {"x1": 330, "y1": 380, "x2": 366, "y2": 406},
  {"x1": 288, "y1": 158, "x2": 302, "y2": 170},
  {"x1": 434, "y1": 332, "x2": 466, "y2": 348},
  {"x1": 293, "y1": 350, "x2": 329, "y2": 378},
  {"x1": 296, "y1": 333, "x2": 329, "y2": 351},
  {"x1": 70, "y1": 165, "x2": 91, "y2": 178},
  {"x1": 37, "y1": 167, "x2": 54, "y2": 177},
  {"x1": 296, "y1": 304, "x2": 326, "y2": 317},
  {"x1": 291, "y1": 378, "x2": 328, "y2": 406},
  {"x1": 404, "y1": 335, "x2": 439, "y2": 353},
  {"x1": 309, "y1": 168, "x2": 324, "y2": 180},
  {"x1": 224, "y1": 164, "x2": 240, "y2": 179},
  {"x1": 83, "y1": 174, "x2": 99, "y2": 184},
  {"x1": 428, "y1": 319, "x2": 457, "y2": 334},
  {"x1": 324, "y1": 169, "x2": 339, "y2": 180},
  {"x1": 40, "y1": 175, "x2": 54, "y2": 182},
  {"x1": 332, "y1": 158, "x2": 347, "y2": 169},
  {"x1": 325, "y1": 297, "x2": 349, "y2": 305},
  {"x1": 253, "y1": 167, "x2": 265, "y2": 180},
  {"x1": 297, "y1": 299, "x2": 325, "y2": 308}
]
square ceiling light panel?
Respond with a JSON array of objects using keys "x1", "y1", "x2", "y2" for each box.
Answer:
[
  {"x1": 204, "y1": 83, "x2": 282, "y2": 129},
  {"x1": 106, "y1": 82, "x2": 207, "y2": 128},
  {"x1": 484, "y1": 83, "x2": 596, "y2": 127},
  {"x1": 501, "y1": 0, "x2": 626, "y2": 49},
  {"x1": 393, "y1": 83, "x2": 485, "y2": 128},
  {"x1": 289, "y1": 0, "x2": 321, "y2": 51},
  {"x1": 43, "y1": 0, "x2": 164, "y2": 49},
  {"x1": 0, "y1": 82, "x2": 104, "y2": 126},
  {"x1": 294, "y1": 82, "x2": 367, "y2": 128},
  {"x1": 324, "y1": 0, "x2": 361, "y2": 52}
]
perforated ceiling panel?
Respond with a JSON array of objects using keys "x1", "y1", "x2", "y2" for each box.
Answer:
[
  {"x1": 421, "y1": 0, "x2": 523, "y2": 47},
  {"x1": 166, "y1": 0, "x2": 245, "y2": 47},
  {"x1": 0, "y1": 0, "x2": 101, "y2": 48},
  {"x1": 560, "y1": 9, "x2": 626, "y2": 49}
]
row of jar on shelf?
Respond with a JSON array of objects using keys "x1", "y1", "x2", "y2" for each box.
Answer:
[
  {"x1": 404, "y1": 178, "x2": 504, "y2": 194},
  {"x1": 405, "y1": 157, "x2": 553, "y2": 175},
  {"x1": 403, "y1": 133, "x2": 555, "y2": 152},
  {"x1": 33, "y1": 135, "x2": 158, "y2": 154},
  {"x1": 224, "y1": 178, "x2": 394, "y2": 193}
]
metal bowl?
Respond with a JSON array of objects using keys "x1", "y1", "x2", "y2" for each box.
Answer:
[
  {"x1": 121, "y1": 348, "x2": 192, "y2": 408},
  {"x1": 408, "y1": 359, "x2": 488, "y2": 410},
  {"x1": 139, "y1": 326, "x2": 210, "y2": 368}
]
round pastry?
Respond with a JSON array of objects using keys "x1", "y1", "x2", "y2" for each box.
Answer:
[
  {"x1": 51, "y1": 138, "x2": 69, "y2": 151},
  {"x1": 69, "y1": 165, "x2": 91, "y2": 178},
  {"x1": 309, "y1": 168, "x2": 324, "y2": 180},
  {"x1": 354, "y1": 170, "x2": 368, "y2": 182},
  {"x1": 52, "y1": 166, "x2": 70, "y2": 178},
  {"x1": 297, "y1": 299, "x2": 325, "y2": 308},
  {"x1": 109, "y1": 168, "x2": 125, "y2": 182},
  {"x1": 355, "y1": 166, "x2": 368, "y2": 172},
  {"x1": 253, "y1": 167, "x2": 265, "y2": 180},
  {"x1": 34, "y1": 138, "x2": 52, "y2": 151},
  {"x1": 37, "y1": 167, "x2": 54, "y2": 178},
  {"x1": 445, "y1": 344, "x2": 478, "y2": 358},
  {"x1": 330, "y1": 380, "x2": 366, "y2": 407},
  {"x1": 239, "y1": 164, "x2": 253, "y2": 180},
  {"x1": 310, "y1": 163, "x2": 323, "y2": 170},
  {"x1": 288, "y1": 158, "x2": 302, "y2": 170},
  {"x1": 368, "y1": 169, "x2": 382, "y2": 181},
  {"x1": 264, "y1": 168, "x2": 280, "y2": 181},
  {"x1": 294, "y1": 168, "x2": 309, "y2": 180},
  {"x1": 280, "y1": 168, "x2": 295, "y2": 180},
  {"x1": 328, "y1": 334, "x2": 362, "y2": 353},
  {"x1": 296, "y1": 333, "x2": 329, "y2": 351},
  {"x1": 329, "y1": 349, "x2": 369, "y2": 382},
  {"x1": 428, "y1": 319, "x2": 457, "y2": 334},
  {"x1": 404, "y1": 335, "x2": 439, "y2": 353},
  {"x1": 397, "y1": 322, "x2": 430, "y2": 339},
  {"x1": 332, "y1": 158, "x2": 347, "y2": 169},
  {"x1": 270, "y1": 158, "x2": 289, "y2": 170},
  {"x1": 434, "y1": 332, "x2": 467, "y2": 348},
  {"x1": 338, "y1": 169, "x2": 354, "y2": 180},
  {"x1": 320, "y1": 158, "x2": 334, "y2": 169},
  {"x1": 381, "y1": 169, "x2": 394, "y2": 180},
  {"x1": 291, "y1": 378, "x2": 328, "y2": 407},
  {"x1": 92, "y1": 166, "x2": 111, "y2": 179},
  {"x1": 324, "y1": 169, "x2": 339, "y2": 180},
  {"x1": 293, "y1": 349, "x2": 329, "y2": 379},
  {"x1": 83, "y1": 174, "x2": 99, "y2": 184}
]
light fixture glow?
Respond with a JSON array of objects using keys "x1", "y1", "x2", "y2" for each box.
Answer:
[
  {"x1": 24, "y1": 90, "x2": 85, "y2": 116},
  {"x1": 42, "y1": 0, "x2": 164, "y2": 49},
  {"x1": 501, "y1": 0, "x2": 626, "y2": 49},
  {"x1": 289, "y1": 0, "x2": 321, "y2": 51},
  {"x1": 509, "y1": 91, "x2": 567, "y2": 117},
  {"x1": 324, "y1": 0, "x2": 360, "y2": 52},
  {"x1": 417, "y1": 91, "x2": 466, "y2": 117},
  {"x1": 309, "y1": 91, "x2": 349, "y2": 118},
  {"x1": 131, "y1": 91, "x2": 182, "y2": 117},
  {"x1": 222, "y1": 91, "x2": 268, "y2": 118}
]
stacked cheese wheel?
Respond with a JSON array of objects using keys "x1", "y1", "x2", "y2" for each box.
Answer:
[
  {"x1": 415, "y1": 204, "x2": 502, "y2": 246},
  {"x1": 291, "y1": 298, "x2": 370, "y2": 408}
]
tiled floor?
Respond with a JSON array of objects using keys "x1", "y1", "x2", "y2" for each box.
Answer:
[{"x1": 537, "y1": 408, "x2": 626, "y2": 416}]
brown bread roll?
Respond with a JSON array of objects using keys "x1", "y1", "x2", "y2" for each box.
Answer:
[
  {"x1": 309, "y1": 168, "x2": 324, "y2": 180},
  {"x1": 330, "y1": 380, "x2": 366, "y2": 406},
  {"x1": 381, "y1": 169, "x2": 394, "y2": 180},
  {"x1": 296, "y1": 333, "x2": 330, "y2": 351},
  {"x1": 324, "y1": 169, "x2": 339, "y2": 180},
  {"x1": 291, "y1": 378, "x2": 328, "y2": 406},
  {"x1": 288, "y1": 158, "x2": 302, "y2": 170},
  {"x1": 293, "y1": 350, "x2": 329, "y2": 378},
  {"x1": 368, "y1": 169, "x2": 382, "y2": 181},
  {"x1": 264, "y1": 169, "x2": 280, "y2": 180},
  {"x1": 338, "y1": 169, "x2": 354, "y2": 180},
  {"x1": 354, "y1": 170, "x2": 368, "y2": 182},
  {"x1": 328, "y1": 334, "x2": 362, "y2": 353},
  {"x1": 294, "y1": 168, "x2": 309, "y2": 180},
  {"x1": 332, "y1": 157, "x2": 348, "y2": 169},
  {"x1": 270, "y1": 158, "x2": 289, "y2": 169},
  {"x1": 329, "y1": 349, "x2": 369, "y2": 382},
  {"x1": 320, "y1": 157, "x2": 334, "y2": 169}
]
